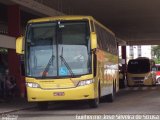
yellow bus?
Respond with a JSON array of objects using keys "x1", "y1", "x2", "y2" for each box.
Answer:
[
  {"x1": 16, "y1": 16, "x2": 119, "y2": 109},
  {"x1": 127, "y1": 57, "x2": 156, "y2": 87}
]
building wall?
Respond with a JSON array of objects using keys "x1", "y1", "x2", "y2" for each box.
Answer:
[
  {"x1": 0, "y1": 0, "x2": 63, "y2": 97},
  {"x1": 0, "y1": 35, "x2": 15, "y2": 49},
  {"x1": 127, "y1": 45, "x2": 152, "y2": 61},
  {"x1": 119, "y1": 45, "x2": 152, "y2": 64}
]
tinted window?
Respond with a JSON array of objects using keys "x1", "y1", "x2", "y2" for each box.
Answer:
[{"x1": 128, "y1": 59, "x2": 150, "y2": 73}]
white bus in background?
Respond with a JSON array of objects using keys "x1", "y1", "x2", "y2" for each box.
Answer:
[{"x1": 127, "y1": 57, "x2": 156, "y2": 86}]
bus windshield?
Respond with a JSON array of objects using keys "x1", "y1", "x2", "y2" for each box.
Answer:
[
  {"x1": 26, "y1": 21, "x2": 91, "y2": 78},
  {"x1": 127, "y1": 59, "x2": 150, "y2": 74}
]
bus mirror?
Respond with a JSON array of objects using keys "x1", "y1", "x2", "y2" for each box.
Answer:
[
  {"x1": 91, "y1": 32, "x2": 97, "y2": 49},
  {"x1": 16, "y1": 36, "x2": 24, "y2": 54}
]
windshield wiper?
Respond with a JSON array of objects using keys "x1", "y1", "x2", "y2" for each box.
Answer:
[
  {"x1": 42, "y1": 55, "x2": 55, "y2": 78},
  {"x1": 59, "y1": 55, "x2": 75, "y2": 77},
  {"x1": 59, "y1": 47, "x2": 75, "y2": 77}
]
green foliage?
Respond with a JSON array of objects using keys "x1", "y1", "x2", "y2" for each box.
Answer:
[{"x1": 152, "y1": 45, "x2": 160, "y2": 64}]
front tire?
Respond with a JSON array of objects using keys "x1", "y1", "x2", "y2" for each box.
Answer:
[
  {"x1": 88, "y1": 98, "x2": 99, "y2": 108},
  {"x1": 89, "y1": 83, "x2": 100, "y2": 108},
  {"x1": 106, "y1": 81, "x2": 115, "y2": 102}
]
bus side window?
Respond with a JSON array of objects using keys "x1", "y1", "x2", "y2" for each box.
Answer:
[{"x1": 95, "y1": 24, "x2": 102, "y2": 49}]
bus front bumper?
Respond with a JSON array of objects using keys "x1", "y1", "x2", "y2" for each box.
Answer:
[
  {"x1": 27, "y1": 84, "x2": 96, "y2": 102},
  {"x1": 127, "y1": 79, "x2": 154, "y2": 86}
]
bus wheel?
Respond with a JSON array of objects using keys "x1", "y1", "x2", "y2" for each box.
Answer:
[
  {"x1": 37, "y1": 102, "x2": 48, "y2": 110},
  {"x1": 106, "y1": 82, "x2": 115, "y2": 102},
  {"x1": 89, "y1": 85, "x2": 100, "y2": 108},
  {"x1": 89, "y1": 97, "x2": 99, "y2": 108}
]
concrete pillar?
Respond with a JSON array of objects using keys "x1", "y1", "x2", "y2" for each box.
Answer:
[
  {"x1": 122, "y1": 46, "x2": 127, "y2": 71},
  {"x1": 7, "y1": 5, "x2": 25, "y2": 97},
  {"x1": 120, "y1": 46, "x2": 127, "y2": 88},
  {"x1": 8, "y1": 5, "x2": 21, "y2": 36}
]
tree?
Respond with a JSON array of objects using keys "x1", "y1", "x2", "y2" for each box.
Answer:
[{"x1": 152, "y1": 45, "x2": 160, "y2": 63}]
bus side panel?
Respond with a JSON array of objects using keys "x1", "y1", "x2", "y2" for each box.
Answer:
[{"x1": 96, "y1": 49, "x2": 119, "y2": 97}]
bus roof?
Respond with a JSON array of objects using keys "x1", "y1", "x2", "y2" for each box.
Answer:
[
  {"x1": 28, "y1": 15, "x2": 115, "y2": 36},
  {"x1": 28, "y1": 16, "x2": 93, "y2": 23},
  {"x1": 135, "y1": 57, "x2": 150, "y2": 60}
]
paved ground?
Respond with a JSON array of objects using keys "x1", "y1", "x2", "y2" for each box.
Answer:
[
  {"x1": 0, "y1": 86, "x2": 160, "y2": 120},
  {"x1": 0, "y1": 97, "x2": 35, "y2": 114}
]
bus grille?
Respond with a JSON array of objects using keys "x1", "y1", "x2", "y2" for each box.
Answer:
[
  {"x1": 134, "y1": 80, "x2": 144, "y2": 84},
  {"x1": 40, "y1": 83, "x2": 75, "y2": 89},
  {"x1": 132, "y1": 77, "x2": 144, "y2": 81}
]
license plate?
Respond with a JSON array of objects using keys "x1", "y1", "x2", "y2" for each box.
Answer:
[{"x1": 53, "y1": 92, "x2": 65, "y2": 96}]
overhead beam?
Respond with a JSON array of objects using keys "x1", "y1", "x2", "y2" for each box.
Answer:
[
  {"x1": 0, "y1": 34, "x2": 15, "y2": 49},
  {"x1": 126, "y1": 39, "x2": 160, "y2": 45},
  {"x1": 117, "y1": 38, "x2": 126, "y2": 46},
  {"x1": 10, "y1": 0, "x2": 64, "y2": 16}
]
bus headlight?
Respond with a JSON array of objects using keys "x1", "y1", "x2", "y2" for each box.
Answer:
[
  {"x1": 26, "y1": 82, "x2": 40, "y2": 88},
  {"x1": 77, "y1": 79, "x2": 94, "y2": 86}
]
